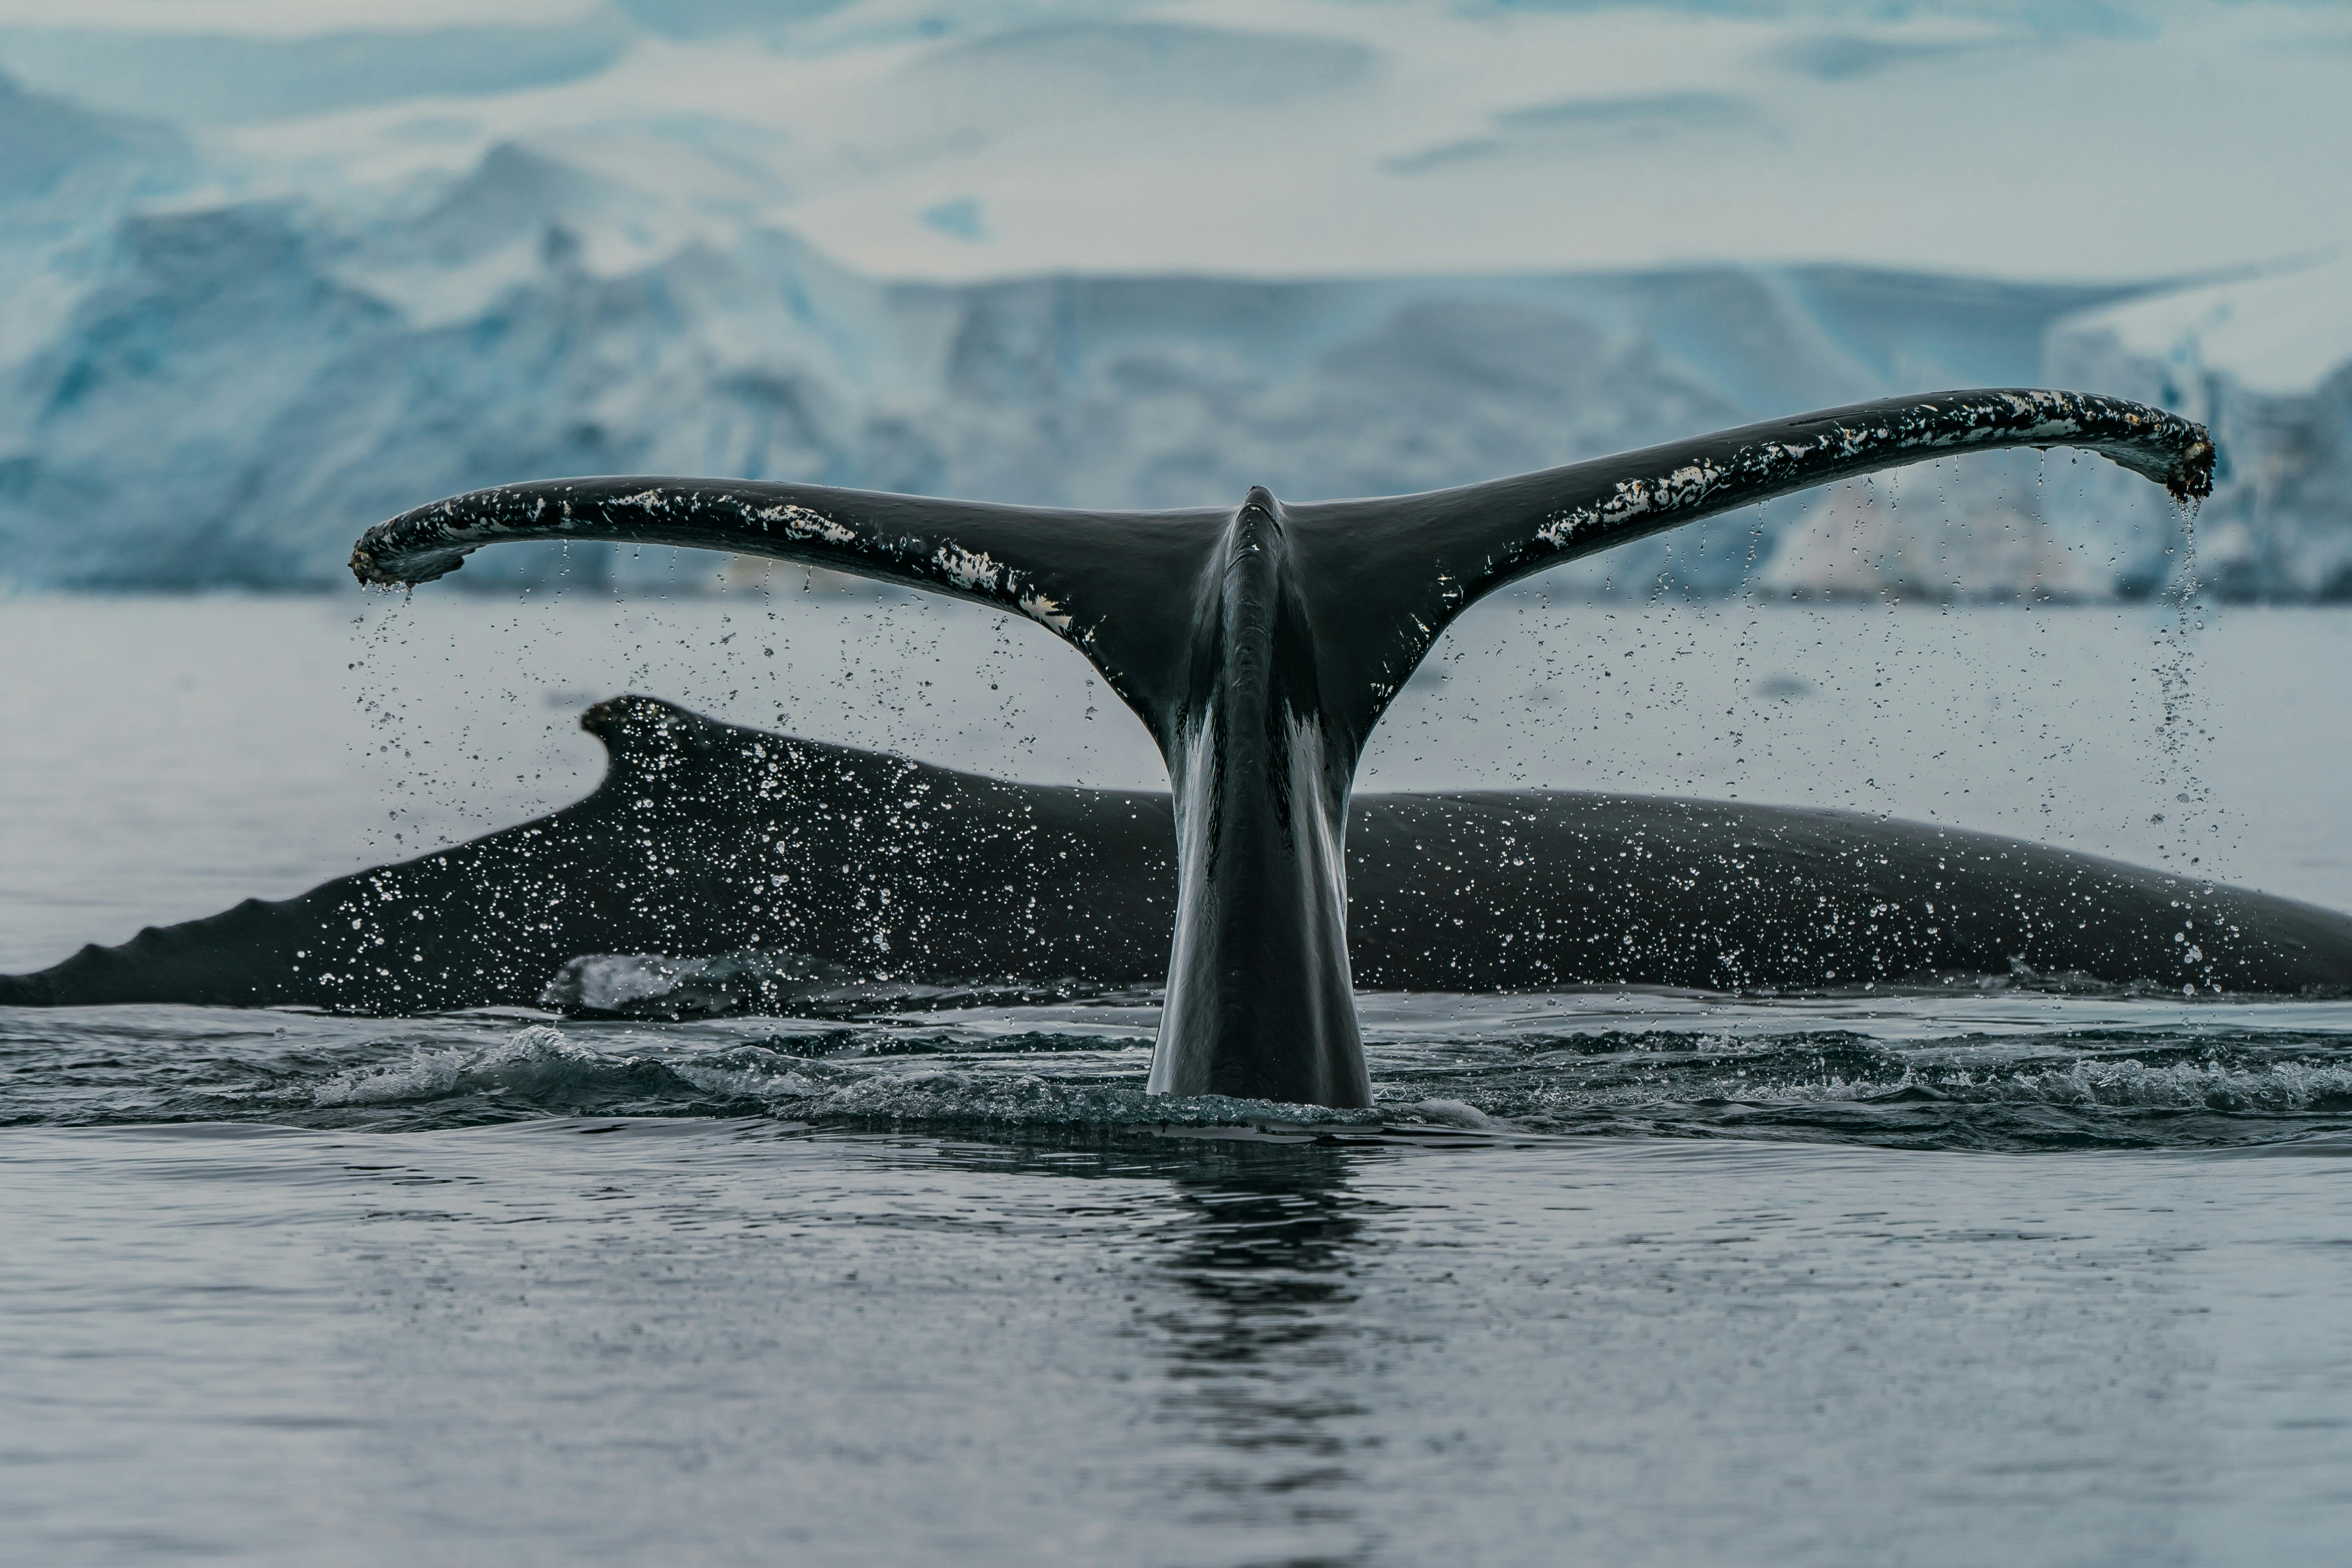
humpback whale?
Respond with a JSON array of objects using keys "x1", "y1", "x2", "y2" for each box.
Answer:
[
  {"x1": 342, "y1": 390, "x2": 2218, "y2": 1107},
  {"x1": 6, "y1": 695, "x2": 2346, "y2": 1018}
]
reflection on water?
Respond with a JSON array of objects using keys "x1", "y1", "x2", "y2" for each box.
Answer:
[
  {"x1": 1150, "y1": 1142, "x2": 1377, "y2": 1556},
  {"x1": 5, "y1": 1119, "x2": 2351, "y2": 1566},
  {"x1": 0, "y1": 989, "x2": 2348, "y2": 1568}
]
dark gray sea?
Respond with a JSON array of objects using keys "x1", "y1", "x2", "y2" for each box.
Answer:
[{"x1": 5, "y1": 595, "x2": 2349, "y2": 1564}]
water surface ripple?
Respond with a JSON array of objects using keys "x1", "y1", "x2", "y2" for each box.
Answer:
[
  {"x1": 8, "y1": 990, "x2": 2350, "y2": 1151},
  {"x1": 7, "y1": 995, "x2": 2352, "y2": 1565}
]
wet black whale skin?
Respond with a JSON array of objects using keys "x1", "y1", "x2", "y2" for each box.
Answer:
[
  {"x1": 6, "y1": 695, "x2": 2346, "y2": 1012},
  {"x1": 345, "y1": 390, "x2": 2221, "y2": 1105}
]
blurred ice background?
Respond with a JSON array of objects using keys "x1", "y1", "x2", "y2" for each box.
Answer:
[{"x1": 0, "y1": 0, "x2": 2346, "y2": 599}]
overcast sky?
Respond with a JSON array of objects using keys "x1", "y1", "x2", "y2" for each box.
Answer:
[{"x1": 1, "y1": 0, "x2": 2346, "y2": 281}]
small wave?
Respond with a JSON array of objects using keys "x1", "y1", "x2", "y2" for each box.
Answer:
[
  {"x1": 312, "y1": 1025, "x2": 721, "y2": 1111},
  {"x1": 1391, "y1": 1097, "x2": 1508, "y2": 1129},
  {"x1": 12, "y1": 1000, "x2": 2349, "y2": 1149},
  {"x1": 1941, "y1": 1055, "x2": 2352, "y2": 1112},
  {"x1": 307, "y1": 1021, "x2": 2352, "y2": 1140},
  {"x1": 1665, "y1": 1045, "x2": 2352, "y2": 1115},
  {"x1": 312, "y1": 1024, "x2": 1389, "y2": 1131}
]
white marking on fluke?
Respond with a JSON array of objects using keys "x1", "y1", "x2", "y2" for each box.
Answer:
[
  {"x1": 934, "y1": 542, "x2": 1004, "y2": 594},
  {"x1": 1018, "y1": 590, "x2": 1073, "y2": 631}
]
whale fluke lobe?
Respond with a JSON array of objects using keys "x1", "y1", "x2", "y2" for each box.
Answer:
[{"x1": 351, "y1": 389, "x2": 2216, "y2": 1108}]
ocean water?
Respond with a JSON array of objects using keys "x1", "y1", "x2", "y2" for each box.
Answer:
[{"x1": 5, "y1": 590, "x2": 2352, "y2": 1563}]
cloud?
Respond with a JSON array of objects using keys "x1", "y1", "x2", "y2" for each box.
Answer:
[
  {"x1": 920, "y1": 197, "x2": 988, "y2": 242},
  {"x1": 1772, "y1": 35, "x2": 2026, "y2": 80},
  {"x1": 1385, "y1": 92, "x2": 1767, "y2": 175},
  {"x1": 612, "y1": 0, "x2": 857, "y2": 40},
  {"x1": 0, "y1": 18, "x2": 631, "y2": 125},
  {"x1": 903, "y1": 21, "x2": 1378, "y2": 107}
]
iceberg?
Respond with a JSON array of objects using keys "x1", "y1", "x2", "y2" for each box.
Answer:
[
  {"x1": 3, "y1": 138, "x2": 2195, "y2": 594},
  {"x1": 2046, "y1": 256, "x2": 2352, "y2": 601},
  {"x1": 0, "y1": 0, "x2": 2344, "y2": 600}
]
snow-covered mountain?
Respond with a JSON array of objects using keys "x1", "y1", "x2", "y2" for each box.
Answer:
[
  {"x1": 0, "y1": 0, "x2": 2345, "y2": 597},
  {"x1": 0, "y1": 138, "x2": 2148, "y2": 592}
]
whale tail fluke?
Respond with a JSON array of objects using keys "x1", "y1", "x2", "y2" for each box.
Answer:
[
  {"x1": 354, "y1": 389, "x2": 2210, "y2": 765},
  {"x1": 351, "y1": 388, "x2": 2215, "y2": 1107}
]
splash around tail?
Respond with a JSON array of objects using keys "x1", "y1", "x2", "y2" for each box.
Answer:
[{"x1": 351, "y1": 389, "x2": 2216, "y2": 1107}]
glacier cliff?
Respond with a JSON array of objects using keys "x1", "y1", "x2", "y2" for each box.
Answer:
[
  {"x1": 2046, "y1": 257, "x2": 2352, "y2": 602},
  {"x1": 0, "y1": 106, "x2": 2343, "y2": 598}
]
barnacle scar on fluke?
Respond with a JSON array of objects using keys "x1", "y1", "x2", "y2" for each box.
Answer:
[{"x1": 349, "y1": 389, "x2": 2218, "y2": 1109}]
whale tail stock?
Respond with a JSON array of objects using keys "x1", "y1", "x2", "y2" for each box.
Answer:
[{"x1": 353, "y1": 388, "x2": 2215, "y2": 1108}]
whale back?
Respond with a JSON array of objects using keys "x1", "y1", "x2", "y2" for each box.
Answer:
[{"x1": 6, "y1": 698, "x2": 2346, "y2": 1014}]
